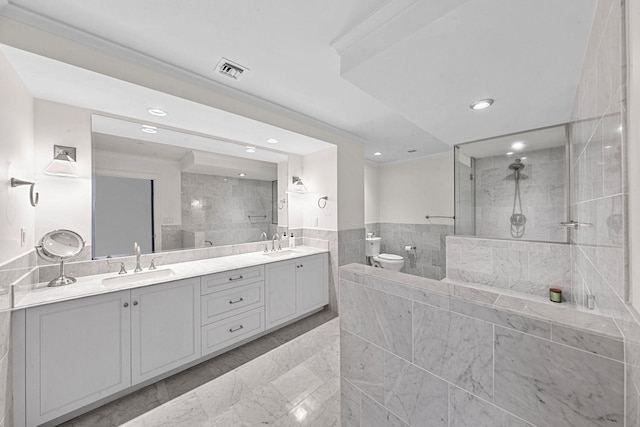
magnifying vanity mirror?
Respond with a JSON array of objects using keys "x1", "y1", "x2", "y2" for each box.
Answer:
[{"x1": 36, "y1": 229, "x2": 86, "y2": 286}]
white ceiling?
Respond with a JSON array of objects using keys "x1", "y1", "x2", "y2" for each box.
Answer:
[{"x1": 0, "y1": 0, "x2": 597, "y2": 162}]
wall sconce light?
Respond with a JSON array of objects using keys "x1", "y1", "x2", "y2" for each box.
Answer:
[
  {"x1": 44, "y1": 145, "x2": 79, "y2": 177},
  {"x1": 289, "y1": 176, "x2": 307, "y2": 193}
]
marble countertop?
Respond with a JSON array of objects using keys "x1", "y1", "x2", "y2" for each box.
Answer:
[
  {"x1": 340, "y1": 263, "x2": 622, "y2": 339},
  {"x1": 14, "y1": 246, "x2": 328, "y2": 309}
]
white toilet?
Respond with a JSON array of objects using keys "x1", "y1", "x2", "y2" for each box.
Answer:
[{"x1": 366, "y1": 237, "x2": 404, "y2": 271}]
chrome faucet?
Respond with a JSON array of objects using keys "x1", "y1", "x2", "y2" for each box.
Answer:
[
  {"x1": 272, "y1": 234, "x2": 281, "y2": 251},
  {"x1": 261, "y1": 232, "x2": 268, "y2": 253},
  {"x1": 134, "y1": 242, "x2": 142, "y2": 272}
]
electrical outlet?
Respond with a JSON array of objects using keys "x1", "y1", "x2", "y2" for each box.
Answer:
[{"x1": 21, "y1": 227, "x2": 26, "y2": 247}]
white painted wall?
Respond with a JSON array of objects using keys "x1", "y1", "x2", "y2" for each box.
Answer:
[
  {"x1": 337, "y1": 142, "x2": 365, "y2": 230},
  {"x1": 628, "y1": 0, "x2": 640, "y2": 310},
  {"x1": 0, "y1": 49, "x2": 34, "y2": 265},
  {"x1": 33, "y1": 100, "x2": 92, "y2": 245},
  {"x1": 277, "y1": 161, "x2": 288, "y2": 228},
  {"x1": 364, "y1": 161, "x2": 380, "y2": 224},
  {"x1": 287, "y1": 154, "x2": 304, "y2": 230},
  {"x1": 376, "y1": 152, "x2": 454, "y2": 225},
  {"x1": 301, "y1": 146, "x2": 338, "y2": 230}
]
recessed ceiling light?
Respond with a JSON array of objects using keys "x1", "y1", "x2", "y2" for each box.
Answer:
[
  {"x1": 246, "y1": 146, "x2": 256, "y2": 153},
  {"x1": 511, "y1": 141, "x2": 526, "y2": 150},
  {"x1": 521, "y1": 157, "x2": 527, "y2": 160},
  {"x1": 374, "y1": 152, "x2": 382, "y2": 156},
  {"x1": 470, "y1": 98, "x2": 494, "y2": 110},
  {"x1": 617, "y1": 125, "x2": 623, "y2": 133},
  {"x1": 605, "y1": 145, "x2": 612, "y2": 149},
  {"x1": 238, "y1": 173, "x2": 246, "y2": 177},
  {"x1": 141, "y1": 125, "x2": 157, "y2": 134},
  {"x1": 267, "y1": 138, "x2": 278, "y2": 144},
  {"x1": 506, "y1": 152, "x2": 514, "y2": 156},
  {"x1": 147, "y1": 108, "x2": 167, "y2": 117}
]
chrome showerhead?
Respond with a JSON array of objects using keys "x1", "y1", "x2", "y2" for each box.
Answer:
[{"x1": 508, "y1": 158, "x2": 525, "y2": 172}]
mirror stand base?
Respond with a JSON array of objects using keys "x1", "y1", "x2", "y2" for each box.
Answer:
[{"x1": 48, "y1": 274, "x2": 77, "y2": 287}]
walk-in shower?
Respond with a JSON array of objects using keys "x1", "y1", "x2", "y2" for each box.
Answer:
[{"x1": 454, "y1": 124, "x2": 569, "y2": 243}]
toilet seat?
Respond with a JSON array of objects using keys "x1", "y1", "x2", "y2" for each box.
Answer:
[{"x1": 378, "y1": 253, "x2": 403, "y2": 261}]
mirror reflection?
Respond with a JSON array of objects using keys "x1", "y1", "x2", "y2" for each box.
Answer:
[
  {"x1": 91, "y1": 115, "x2": 288, "y2": 259},
  {"x1": 454, "y1": 124, "x2": 568, "y2": 243}
]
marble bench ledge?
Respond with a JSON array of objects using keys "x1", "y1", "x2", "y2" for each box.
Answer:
[{"x1": 339, "y1": 263, "x2": 622, "y2": 341}]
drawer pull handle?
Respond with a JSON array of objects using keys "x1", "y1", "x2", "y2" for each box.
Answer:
[
  {"x1": 229, "y1": 275, "x2": 244, "y2": 281},
  {"x1": 229, "y1": 297, "x2": 244, "y2": 305},
  {"x1": 229, "y1": 325, "x2": 244, "y2": 333}
]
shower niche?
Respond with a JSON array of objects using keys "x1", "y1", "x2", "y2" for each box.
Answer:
[{"x1": 454, "y1": 124, "x2": 569, "y2": 242}]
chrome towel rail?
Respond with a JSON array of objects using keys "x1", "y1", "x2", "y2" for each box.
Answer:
[{"x1": 425, "y1": 215, "x2": 455, "y2": 220}]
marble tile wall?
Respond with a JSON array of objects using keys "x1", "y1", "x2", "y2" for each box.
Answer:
[
  {"x1": 474, "y1": 147, "x2": 567, "y2": 242},
  {"x1": 0, "y1": 250, "x2": 38, "y2": 427},
  {"x1": 567, "y1": 0, "x2": 640, "y2": 425},
  {"x1": 446, "y1": 236, "x2": 573, "y2": 301},
  {"x1": 365, "y1": 223, "x2": 453, "y2": 280},
  {"x1": 36, "y1": 238, "x2": 299, "y2": 284},
  {"x1": 339, "y1": 264, "x2": 625, "y2": 427},
  {"x1": 162, "y1": 172, "x2": 275, "y2": 251}
]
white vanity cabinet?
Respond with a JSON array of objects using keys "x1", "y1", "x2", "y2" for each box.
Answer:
[
  {"x1": 21, "y1": 278, "x2": 200, "y2": 427},
  {"x1": 265, "y1": 253, "x2": 328, "y2": 328},
  {"x1": 15, "y1": 250, "x2": 329, "y2": 427},
  {"x1": 24, "y1": 290, "x2": 132, "y2": 427},
  {"x1": 131, "y1": 278, "x2": 201, "y2": 384}
]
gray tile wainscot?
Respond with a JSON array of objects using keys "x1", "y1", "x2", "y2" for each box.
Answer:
[{"x1": 340, "y1": 263, "x2": 624, "y2": 427}]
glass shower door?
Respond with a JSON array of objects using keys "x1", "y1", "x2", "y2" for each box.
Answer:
[{"x1": 454, "y1": 146, "x2": 475, "y2": 235}]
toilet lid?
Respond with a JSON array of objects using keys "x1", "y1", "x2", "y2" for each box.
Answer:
[{"x1": 378, "y1": 253, "x2": 403, "y2": 261}]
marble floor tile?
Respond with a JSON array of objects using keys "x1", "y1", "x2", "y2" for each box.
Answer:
[
  {"x1": 271, "y1": 365, "x2": 325, "y2": 406},
  {"x1": 59, "y1": 381, "x2": 171, "y2": 427},
  {"x1": 229, "y1": 383, "x2": 292, "y2": 425},
  {"x1": 122, "y1": 316, "x2": 340, "y2": 427},
  {"x1": 73, "y1": 310, "x2": 336, "y2": 427}
]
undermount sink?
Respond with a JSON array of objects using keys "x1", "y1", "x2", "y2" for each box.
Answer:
[
  {"x1": 102, "y1": 268, "x2": 176, "y2": 286},
  {"x1": 262, "y1": 249, "x2": 300, "y2": 258}
]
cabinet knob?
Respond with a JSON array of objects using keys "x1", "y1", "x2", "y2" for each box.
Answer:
[
  {"x1": 300, "y1": 264, "x2": 303, "y2": 268},
  {"x1": 133, "y1": 301, "x2": 139, "y2": 306},
  {"x1": 123, "y1": 302, "x2": 129, "y2": 308}
]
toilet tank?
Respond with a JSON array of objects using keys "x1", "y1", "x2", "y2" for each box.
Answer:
[{"x1": 365, "y1": 237, "x2": 381, "y2": 256}]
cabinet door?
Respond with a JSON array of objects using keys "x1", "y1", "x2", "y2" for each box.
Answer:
[
  {"x1": 297, "y1": 253, "x2": 329, "y2": 313},
  {"x1": 131, "y1": 278, "x2": 201, "y2": 384},
  {"x1": 265, "y1": 260, "x2": 298, "y2": 328},
  {"x1": 25, "y1": 291, "x2": 131, "y2": 427}
]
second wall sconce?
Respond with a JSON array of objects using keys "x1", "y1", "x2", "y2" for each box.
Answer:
[{"x1": 44, "y1": 145, "x2": 79, "y2": 177}]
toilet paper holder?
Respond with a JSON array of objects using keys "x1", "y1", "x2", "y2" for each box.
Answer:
[{"x1": 404, "y1": 245, "x2": 416, "y2": 251}]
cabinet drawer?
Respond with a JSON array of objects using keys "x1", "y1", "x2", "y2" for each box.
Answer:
[
  {"x1": 201, "y1": 281, "x2": 264, "y2": 325},
  {"x1": 201, "y1": 307, "x2": 265, "y2": 356},
  {"x1": 201, "y1": 266, "x2": 264, "y2": 295}
]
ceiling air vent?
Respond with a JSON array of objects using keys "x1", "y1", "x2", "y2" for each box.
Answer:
[{"x1": 216, "y1": 58, "x2": 249, "y2": 81}]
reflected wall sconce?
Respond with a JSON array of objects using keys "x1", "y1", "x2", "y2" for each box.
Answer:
[
  {"x1": 44, "y1": 145, "x2": 79, "y2": 177},
  {"x1": 289, "y1": 176, "x2": 307, "y2": 193},
  {"x1": 10, "y1": 178, "x2": 39, "y2": 207}
]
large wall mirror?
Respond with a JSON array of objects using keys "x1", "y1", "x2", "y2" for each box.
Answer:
[{"x1": 91, "y1": 115, "x2": 289, "y2": 259}]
